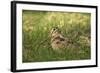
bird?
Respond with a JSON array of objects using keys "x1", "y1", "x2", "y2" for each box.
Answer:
[{"x1": 50, "y1": 27, "x2": 70, "y2": 51}]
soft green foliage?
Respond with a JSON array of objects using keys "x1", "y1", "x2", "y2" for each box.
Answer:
[{"x1": 22, "y1": 10, "x2": 91, "y2": 62}]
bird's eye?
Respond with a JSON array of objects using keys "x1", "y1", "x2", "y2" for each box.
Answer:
[{"x1": 53, "y1": 28, "x2": 56, "y2": 30}]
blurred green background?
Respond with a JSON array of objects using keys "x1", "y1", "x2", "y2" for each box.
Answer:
[{"x1": 22, "y1": 10, "x2": 91, "y2": 63}]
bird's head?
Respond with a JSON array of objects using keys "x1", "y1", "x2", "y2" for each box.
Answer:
[{"x1": 50, "y1": 27, "x2": 61, "y2": 38}]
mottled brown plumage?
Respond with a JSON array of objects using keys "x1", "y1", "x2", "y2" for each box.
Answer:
[{"x1": 50, "y1": 27, "x2": 69, "y2": 51}]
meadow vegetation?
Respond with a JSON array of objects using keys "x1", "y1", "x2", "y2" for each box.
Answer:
[{"x1": 22, "y1": 10, "x2": 91, "y2": 62}]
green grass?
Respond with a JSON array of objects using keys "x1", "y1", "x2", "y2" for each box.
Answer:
[{"x1": 22, "y1": 10, "x2": 91, "y2": 63}]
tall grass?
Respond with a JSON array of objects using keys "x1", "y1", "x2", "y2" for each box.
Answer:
[{"x1": 22, "y1": 10, "x2": 91, "y2": 63}]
